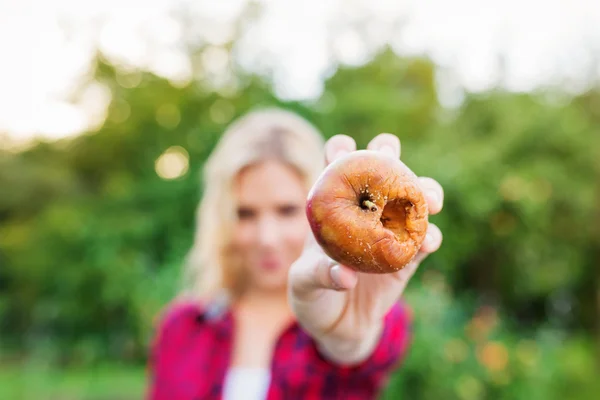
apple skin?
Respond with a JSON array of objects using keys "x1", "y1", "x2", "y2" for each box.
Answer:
[{"x1": 306, "y1": 149, "x2": 429, "y2": 273}]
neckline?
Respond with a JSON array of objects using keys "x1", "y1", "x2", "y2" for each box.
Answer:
[{"x1": 227, "y1": 367, "x2": 271, "y2": 374}]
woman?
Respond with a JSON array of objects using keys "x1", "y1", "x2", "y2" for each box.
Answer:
[{"x1": 148, "y1": 108, "x2": 444, "y2": 400}]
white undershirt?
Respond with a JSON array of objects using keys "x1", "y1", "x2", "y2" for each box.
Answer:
[{"x1": 222, "y1": 367, "x2": 271, "y2": 400}]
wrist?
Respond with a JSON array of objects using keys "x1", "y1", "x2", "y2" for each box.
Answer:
[{"x1": 315, "y1": 320, "x2": 384, "y2": 366}]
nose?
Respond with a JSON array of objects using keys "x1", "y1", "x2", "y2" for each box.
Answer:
[{"x1": 257, "y1": 215, "x2": 280, "y2": 249}]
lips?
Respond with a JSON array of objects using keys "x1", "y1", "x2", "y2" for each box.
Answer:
[{"x1": 258, "y1": 257, "x2": 281, "y2": 271}]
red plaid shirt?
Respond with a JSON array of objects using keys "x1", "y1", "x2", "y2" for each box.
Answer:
[{"x1": 148, "y1": 298, "x2": 411, "y2": 400}]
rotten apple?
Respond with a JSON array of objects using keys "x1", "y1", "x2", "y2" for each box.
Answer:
[{"x1": 306, "y1": 149, "x2": 429, "y2": 273}]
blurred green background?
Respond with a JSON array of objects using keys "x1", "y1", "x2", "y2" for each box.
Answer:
[{"x1": 1, "y1": 3, "x2": 600, "y2": 400}]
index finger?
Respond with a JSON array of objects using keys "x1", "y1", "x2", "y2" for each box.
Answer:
[
  {"x1": 325, "y1": 134, "x2": 356, "y2": 166},
  {"x1": 367, "y1": 133, "x2": 401, "y2": 159}
]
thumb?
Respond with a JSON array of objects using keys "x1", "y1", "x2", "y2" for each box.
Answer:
[{"x1": 288, "y1": 249, "x2": 358, "y2": 301}]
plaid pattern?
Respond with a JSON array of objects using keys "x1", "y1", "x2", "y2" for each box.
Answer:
[{"x1": 148, "y1": 298, "x2": 411, "y2": 400}]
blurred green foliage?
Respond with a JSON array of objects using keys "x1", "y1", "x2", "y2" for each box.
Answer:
[
  {"x1": 382, "y1": 275, "x2": 600, "y2": 400},
  {"x1": 1, "y1": 29, "x2": 599, "y2": 399},
  {"x1": 0, "y1": 363, "x2": 144, "y2": 400}
]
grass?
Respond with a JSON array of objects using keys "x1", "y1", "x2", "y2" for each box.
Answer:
[{"x1": 0, "y1": 363, "x2": 146, "y2": 400}]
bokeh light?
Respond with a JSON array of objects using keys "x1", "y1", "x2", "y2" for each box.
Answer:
[{"x1": 155, "y1": 146, "x2": 189, "y2": 180}]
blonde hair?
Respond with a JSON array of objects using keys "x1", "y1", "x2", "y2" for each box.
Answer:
[{"x1": 182, "y1": 107, "x2": 325, "y2": 303}]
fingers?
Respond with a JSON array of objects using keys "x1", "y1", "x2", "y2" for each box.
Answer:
[
  {"x1": 392, "y1": 222, "x2": 442, "y2": 293},
  {"x1": 325, "y1": 135, "x2": 356, "y2": 165},
  {"x1": 421, "y1": 222, "x2": 442, "y2": 254},
  {"x1": 367, "y1": 133, "x2": 401, "y2": 158},
  {"x1": 399, "y1": 222, "x2": 442, "y2": 279},
  {"x1": 418, "y1": 177, "x2": 444, "y2": 215},
  {"x1": 325, "y1": 133, "x2": 402, "y2": 164},
  {"x1": 289, "y1": 250, "x2": 358, "y2": 301}
]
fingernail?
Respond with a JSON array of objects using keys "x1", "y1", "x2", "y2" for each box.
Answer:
[
  {"x1": 380, "y1": 145, "x2": 395, "y2": 157},
  {"x1": 330, "y1": 265, "x2": 344, "y2": 289}
]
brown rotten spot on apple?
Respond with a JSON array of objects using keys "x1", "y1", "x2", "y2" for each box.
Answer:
[{"x1": 306, "y1": 150, "x2": 428, "y2": 273}]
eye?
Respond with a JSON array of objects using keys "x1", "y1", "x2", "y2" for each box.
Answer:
[
  {"x1": 278, "y1": 204, "x2": 301, "y2": 217},
  {"x1": 237, "y1": 207, "x2": 256, "y2": 220}
]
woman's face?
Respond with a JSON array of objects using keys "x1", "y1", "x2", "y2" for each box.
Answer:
[{"x1": 232, "y1": 160, "x2": 310, "y2": 293}]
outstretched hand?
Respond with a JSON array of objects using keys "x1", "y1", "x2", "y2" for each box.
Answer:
[{"x1": 287, "y1": 133, "x2": 444, "y2": 365}]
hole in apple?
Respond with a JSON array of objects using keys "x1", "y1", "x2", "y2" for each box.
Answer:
[
  {"x1": 380, "y1": 199, "x2": 414, "y2": 241},
  {"x1": 359, "y1": 193, "x2": 378, "y2": 212}
]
